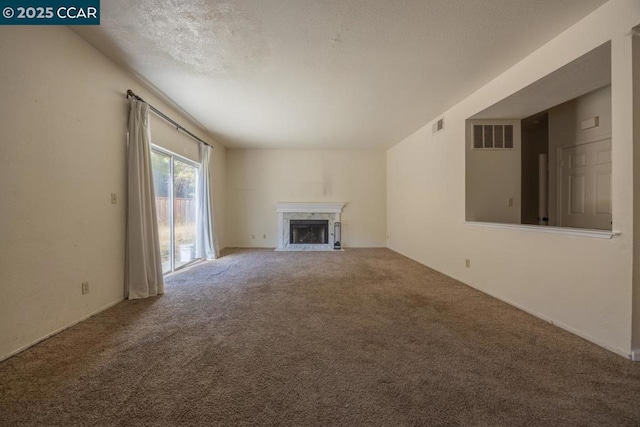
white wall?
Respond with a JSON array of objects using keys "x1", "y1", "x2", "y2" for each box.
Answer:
[
  {"x1": 632, "y1": 28, "x2": 640, "y2": 357},
  {"x1": 548, "y1": 85, "x2": 612, "y2": 225},
  {"x1": 387, "y1": 0, "x2": 639, "y2": 357},
  {"x1": 520, "y1": 122, "x2": 548, "y2": 225},
  {"x1": 0, "y1": 26, "x2": 226, "y2": 361},
  {"x1": 227, "y1": 149, "x2": 386, "y2": 248}
]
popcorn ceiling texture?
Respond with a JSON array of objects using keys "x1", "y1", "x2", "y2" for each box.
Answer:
[
  {"x1": 102, "y1": 1, "x2": 270, "y2": 75},
  {"x1": 73, "y1": 0, "x2": 607, "y2": 149}
]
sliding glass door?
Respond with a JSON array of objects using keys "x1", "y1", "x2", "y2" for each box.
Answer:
[
  {"x1": 151, "y1": 147, "x2": 199, "y2": 273},
  {"x1": 152, "y1": 150, "x2": 172, "y2": 273},
  {"x1": 173, "y1": 158, "x2": 198, "y2": 269}
]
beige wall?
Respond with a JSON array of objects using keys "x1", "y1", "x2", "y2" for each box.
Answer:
[
  {"x1": 465, "y1": 120, "x2": 522, "y2": 224},
  {"x1": 0, "y1": 26, "x2": 226, "y2": 361},
  {"x1": 150, "y1": 115, "x2": 201, "y2": 163},
  {"x1": 387, "y1": 1, "x2": 640, "y2": 357},
  {"x1": 227, "y1": 149, "x2": 386, "y2": 248}
]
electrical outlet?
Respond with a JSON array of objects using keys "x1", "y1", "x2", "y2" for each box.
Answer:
[
  {"x1": 263, "y1": 234, "x2": 266, "y2": 239},
  {"x1": 251, "y1": 234, "x2": 255, "y2": 239},
  {"x1": 81, "y1": 281, "x2": 90, "y2": 295},
  {"x1": 111, "y1": 193, "x2": 117, "y2": 204},
  {"x1": 465, "y1": 259, "x2": 470, "y2": 268},
  {"x1": 507, "y1": 197, "x2": 513, "y2": 207}
]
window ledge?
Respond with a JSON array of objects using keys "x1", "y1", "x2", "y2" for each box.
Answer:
[{"x1": 464, "y1": 221, "x2": 619, "y2": 239}]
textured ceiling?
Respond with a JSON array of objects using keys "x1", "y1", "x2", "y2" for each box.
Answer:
[{"x1": 73, "y1": 0, "x2": 608, "y2": 149}]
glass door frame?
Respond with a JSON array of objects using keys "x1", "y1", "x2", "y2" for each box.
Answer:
[{"x1": 151, "y1": 144, "x2": 200, "y2": 274}]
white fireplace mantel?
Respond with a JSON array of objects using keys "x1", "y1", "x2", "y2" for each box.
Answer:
[
  {"x1": 275, "y1": 202, "x2": 346, "y2": 251},
  {"x1": 275, "y1": 202, "x2": 346, "y2": 214}
]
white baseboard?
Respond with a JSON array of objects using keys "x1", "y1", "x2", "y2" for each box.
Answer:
[
  {"x1": 0, "y1": 298, "x2": 124, "y2": 363},
  {"x1": 472, "y1": 287, "x2": 630, "y2": 360},
  {"x1": 632, "y1": 351, "x2": 640, "y2": 362},
  {"x1": 386, "y1": 246, "x2": 631, "y2": 360}
]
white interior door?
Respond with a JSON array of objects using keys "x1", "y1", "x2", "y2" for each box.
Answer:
[{"x1": 560, "y1": 138, "x2": 612, "y2": 230}]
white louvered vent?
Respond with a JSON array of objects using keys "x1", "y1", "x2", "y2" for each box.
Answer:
[
  {"x1": 432, "y1": 117, "x2": 444, "y2": 134},
  {"x1": 472, "y1": 123, "x2": 514, "y2": 149}
]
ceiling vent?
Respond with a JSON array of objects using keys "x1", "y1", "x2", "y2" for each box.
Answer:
[{"x1": 432, "y1": 117, "x2": 444, "y2": 134}]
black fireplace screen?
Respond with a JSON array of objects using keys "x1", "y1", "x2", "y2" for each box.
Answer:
[{"x1": 290, "y1": 220, "x2": 329, "y2": 244}]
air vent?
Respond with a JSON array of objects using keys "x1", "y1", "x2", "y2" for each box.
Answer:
[
  {"x1": 472, "y1": 124, "x2": 514, "y2": 149},
  {"x1": 432, "y1": 117, "x2": 444, "y2": 134}
]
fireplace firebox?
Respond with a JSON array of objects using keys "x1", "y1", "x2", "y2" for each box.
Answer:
[{"x1": 290, "y1": 220, "x2": 329, "y2": 244}]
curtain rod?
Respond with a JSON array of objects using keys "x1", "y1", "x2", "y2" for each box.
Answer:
[{"x1": 126, "y1": 89, "x2": 211, "y2": 148}]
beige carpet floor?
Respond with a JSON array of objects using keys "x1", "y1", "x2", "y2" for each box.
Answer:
[{"x1": 1, "y1": 248, "x2": 640, "y2": 426}]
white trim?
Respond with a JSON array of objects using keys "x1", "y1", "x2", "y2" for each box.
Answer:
[
  {"x1": 386, "y1": 247, "x2": 630, "y2": 360},
  {"x1": 464, "y1": 221, "x2": 619, "y2": 239},
  {"x1": 631, "y1": 351, "x2": 640, "y2": 362},
  {"x1": 468, "y1": 279, "x2": 630, "y2": 359},
  {"x1": 275, "y1": 202, "x2": 346, "y2": 213},
  {"x1": 0, "y1": 298, "x2": 124, "y2": 363}
]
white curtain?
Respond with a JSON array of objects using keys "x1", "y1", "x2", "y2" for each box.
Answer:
[
  {"x1": 196, "y1": 142, "x2": 219, "y2": 259},
  {"x1": 125, "y1": 98, "x2": 164, "y2": 299}
]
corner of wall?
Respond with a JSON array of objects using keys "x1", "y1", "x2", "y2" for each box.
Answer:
[{"x1": 631, "y1": 26, "x2": 640, "y2": 356}]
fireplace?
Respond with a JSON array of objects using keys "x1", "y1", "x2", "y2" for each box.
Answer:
[
  {"x1": 290, "y1": 220, "x2": 329, "y2": 244},
  {"x1": 275, "y1": 202, "x2": 346, "y2": 251}
]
